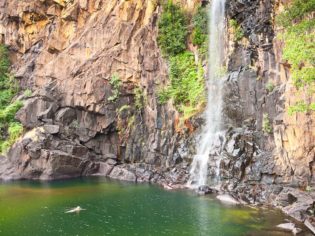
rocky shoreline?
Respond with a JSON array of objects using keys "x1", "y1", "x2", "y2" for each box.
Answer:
[{"x1": 103, "y1": 164, "x2": 315, "y2": 235}]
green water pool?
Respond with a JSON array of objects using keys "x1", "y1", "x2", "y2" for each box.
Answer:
[{"x1": 0, "y1": 177, "x2": 308, "y2": 235}]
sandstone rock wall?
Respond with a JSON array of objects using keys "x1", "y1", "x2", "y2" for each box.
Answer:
[
  {"x1": 216, "y1": 0, "x2": 315, "y2": 224},
  {"x1": 0, "y1": 0, "x2": 194, "y2": 181},
  {"x1": 220, "y1": 0, "x2": 315, "y2": 189}
]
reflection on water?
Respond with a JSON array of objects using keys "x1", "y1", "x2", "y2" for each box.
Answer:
[{"x1": 0, "y1": 177, "x2": 308, "y2": 235}]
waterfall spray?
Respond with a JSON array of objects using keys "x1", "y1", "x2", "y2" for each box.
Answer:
[{"x1": 188, "y1": 0, "x2": 227, "y2": 188}]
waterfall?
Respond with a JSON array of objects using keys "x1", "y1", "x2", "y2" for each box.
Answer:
[{"x1": 188, "y1": 0, "x2": 226, "y2": 188}]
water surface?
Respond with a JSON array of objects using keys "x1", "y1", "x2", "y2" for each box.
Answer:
[{"x1": 0, "y1": 178, "x2": 308, "y2": 235}]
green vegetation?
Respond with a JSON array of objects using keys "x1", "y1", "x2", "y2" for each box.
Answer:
[
  {"x1": 192, "y1": 6, "x2": 208, "y2": 47},
  {"x1": 157, "y1": 88, "x2": 171, "y2": 105},
  {"x1": 0, "y1": 45, "x2": 23, "y2": 154},
  {"x1": 158, "y1": 51, "x2": 205, "y2": 120},
  {"x1": 108, "y1": 74, "x2": 122, "y2": 102},
  {"x1": 69, "y1": 120, "x2": 79, "y2": 129},
  {"x1": 229, "y1": 19, "x2": 244, "y2": 42},
  {"x1": 276, "y1": 0, "x2": 315, "y2": 27},
  {"x1": 276, "y1": 0, "x2": 315, "y2": 114},
  {"x1": 262, "y1": 113, "x2": 272, "y2": 134},
  {"x1": 306, "y1": 185, "x2": 313, "y2": 192},
  {"x1": 157, "y1": 2, "x2": 207, "y2": 123},
  {"x1": 266, "y1": 82, "x2": 275, "y2": 93},
  {"x1": 116, "y1": 105, "x2": 134, "y2": 141},
  {"x1": 23, "y1": 89, "x2": 32, "y2": 97},
  {"x1": 288, "y1": 101, "x2": 315, "y2": 115},
  {"x1": 0, "y1": 122, "x2": 23, "y2": 153},
  {"x1": 118, "y1": 105, "x2": 131, "y2": 114},
  {"x1": 0, "y1": 101, "x2": 23, "y2": 123},
  {"x1": 192, "y1": 6, "x2": 209, "y2": 59},
  {"x1": 157, "y1": 1, "x2": 188, "y2": 56},
  {"x1": 134, "y1": 87, "x2": 145, "y2": 110}
]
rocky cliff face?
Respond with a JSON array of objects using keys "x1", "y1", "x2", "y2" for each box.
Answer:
[
  {"x1": 0, "y1": 0, "x2": 194, "y2": 183},
  {"x1": 0, "y1": 0, "x2": 315, "y2": 227},
  {"x1": 219, "y1": 0, "x2": 315, "y2": 225}
]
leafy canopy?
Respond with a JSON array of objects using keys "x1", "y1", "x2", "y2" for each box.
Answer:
[{"x1": 158, "y1": 1, "x2": 188, "y2": 56}]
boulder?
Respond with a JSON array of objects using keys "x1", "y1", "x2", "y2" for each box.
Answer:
[
  {"x1": 93, "y1": 162, "x2": 114, "y2": 176},
  {"x1": 197, "y1": 185, "x2": 215, "y2": 195},
  {"x1": 304, "y1": 219, "x2": 315, "y2": 235},
  {"x1": 43, "y1": 125, "x2": 60, "y2": 134},
  {"x1": 109, "y1": 166, "x2": 137, "y2": 182},
  {"x1": 277, "y1": 223, "x2": 302, "y2": 235},
  {"x1": 16, "y1": 98, "x2": 58, "y2": 128},
  {"x1": 217, "y1": 194, "x2": 240, "y2": 204}
]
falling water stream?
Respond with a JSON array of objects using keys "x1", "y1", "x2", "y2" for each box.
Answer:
[{"x1": 188, "y1": 0, "x2": 227, "y2": 187}]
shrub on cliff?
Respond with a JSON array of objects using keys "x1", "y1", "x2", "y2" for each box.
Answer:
[
  {"x1": 276, "y1": 0, "x2": 315, "y2": 27},
  {"x1": 108, "y1": 74, "x2": 122, "y2": 103},
  {"x1": 0, "y1": 45, "x2": 23, "y2": 154},
  {"x1": 229, "y1": 19, "x2": 244, "y2": 42},
  {"x1": 0, "y1": 122, "x2": 23, "y2": 153},
  {"x1": 158, "y1": 51, "x2": 205, "y2": 120},
  {"x1": 158, "y1": 1, "x2": 188, "y2": 56},
  {"x1": 276, "y1": 0, "x2": 315, "y2": 114},
  {"x1": 262, "y1": 113, "x2": 272, "y2": 134},
  {"x1": 157, "y1": 2, "x2": 207, "y2": 123},
  {"x1": 192, "y1": 6, "x2": 208, "y2": 47},
  {"x1": 0, "y1": 46, "x2": 9, "y2": 79}
]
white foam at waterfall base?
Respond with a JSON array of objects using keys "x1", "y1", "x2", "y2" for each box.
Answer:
[{"x1": 188, "y1": 0, "x2": 227, "y2": 188}]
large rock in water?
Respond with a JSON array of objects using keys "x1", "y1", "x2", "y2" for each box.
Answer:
[
  {"x1": 277, "y1": 223, "x2": 302, "y2": 235},
  {"x1": 108, "y1": 166, "x2": 137, "y2": 182},
  {"x1": 197, "y1": 185, "x2": 215, "y2": 195}
]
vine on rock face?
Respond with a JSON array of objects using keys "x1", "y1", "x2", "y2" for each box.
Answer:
[
  {"x1": 108, "y1": 74, "x2": 122, "y2": 103},
  {"x1": 0, "y1": 45, "x2": 23, "y2": 154},
  {"x1": 229, "y1": 19, "x2": 244, "y2": 42},
  {"x1": 157, "y1": 1, "x2": 207, "y2": 124},
  {"x1": 266, "y1": 82, "x2": 275, "y2": 93},
  {"x1": 276, "y1": 0, "x2": 315, "y2": 114},
  {"x1": 262, "y1": 113, "x2": 272, "y2": 134},
  {"x1": 134, "y1": 86, "x2": 146, "y2": 111}
]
